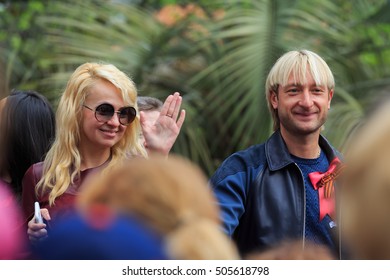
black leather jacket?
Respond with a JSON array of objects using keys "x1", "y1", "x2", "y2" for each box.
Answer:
[{"x1": 210, "y1": 130, "x2": 342, "y2": 257}]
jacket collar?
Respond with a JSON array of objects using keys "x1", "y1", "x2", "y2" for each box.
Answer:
[{"x1": 265, "y1": 129, "x2": 339, "y2": 171}]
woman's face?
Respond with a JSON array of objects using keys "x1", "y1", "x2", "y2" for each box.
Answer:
[{"x1": 80, "y1": 79, "x2": 128, "y2": 153}]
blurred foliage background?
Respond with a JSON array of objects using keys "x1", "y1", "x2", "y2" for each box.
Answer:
[{"x1": 1, "y1": 0, "x2": 390, "y2": 176}]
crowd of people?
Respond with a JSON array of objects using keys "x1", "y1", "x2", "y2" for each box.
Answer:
[{"x1": 0, "y1": 50, "x2": 389, "y2": 260}]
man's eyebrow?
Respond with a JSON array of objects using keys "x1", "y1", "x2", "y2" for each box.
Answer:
[
  {"x1": 283, "y1": 83, "x2": 301, "y2": 87},
  {"x1": 284, "y1": 83, "x2": 325, "y2": 87}
]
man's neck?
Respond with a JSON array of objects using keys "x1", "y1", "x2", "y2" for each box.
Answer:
[{"x1": 280, "y1": 128, "x2": 321, "y2": 159}]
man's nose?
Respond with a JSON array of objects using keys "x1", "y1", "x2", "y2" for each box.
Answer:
[{"x1": 299, "y1": 89, "x2": 313, "y2": 108}]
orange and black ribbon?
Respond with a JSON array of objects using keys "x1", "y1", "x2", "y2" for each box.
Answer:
[{"x1": 308, "y1": 157, "x2": 345, "y2": 221}]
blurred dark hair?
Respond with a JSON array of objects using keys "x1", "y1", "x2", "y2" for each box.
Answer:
[
  {"x1": 0, "y1": 89, "x2": 56, "y2": 198},
  {"x1": 137, "y1": 96, "x2": 163, "y2": 112}
]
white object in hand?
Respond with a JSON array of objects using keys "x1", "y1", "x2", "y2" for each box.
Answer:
[{"x1": 34, "y1": 201, "x2": 43, "y2": 223}]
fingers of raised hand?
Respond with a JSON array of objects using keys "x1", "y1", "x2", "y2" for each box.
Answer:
[{"x1": 162, "y1": 92, "x2": 182, "y2": 120}]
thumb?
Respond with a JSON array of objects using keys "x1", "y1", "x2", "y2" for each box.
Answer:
[
  {"x1": 41, "y1": 208, "x2": 51, "y2": 221},
  {"x1": 139, "y1": 111, "x2": 146, "y2": 126}
]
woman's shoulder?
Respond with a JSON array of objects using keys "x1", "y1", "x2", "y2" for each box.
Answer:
[{"x1": 24, "y1": 162, "x2": 44, "y2": 183}]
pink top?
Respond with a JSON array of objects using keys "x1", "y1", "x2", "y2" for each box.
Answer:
[{"x1": 0, "y1": 178, "x2": 27, "y2": 259}]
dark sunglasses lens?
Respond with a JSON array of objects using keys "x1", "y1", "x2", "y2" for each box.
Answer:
[
  {"x1": 95, "y1": 104, "x2": 115, "y2": 122},
  {"x1": 119, "y1": 107, "x2": 136, "y2": 125}
]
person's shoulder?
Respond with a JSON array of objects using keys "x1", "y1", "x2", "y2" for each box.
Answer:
[
  {"x1": 211, "y1": 143, "x2": 266, "y2": 182},
  {"x1": 228, "y1": 143, "x2": 266, "y2": 162},
  {"x1": 319, "y1": 134, "x2": 344, "y2": 160},
  {"x1": 24, "y1": 161, "x2": 44, "y2": 182},
  {"x1": 233, "y1": 143, "x2": 266, "y2": 164},
  {"x1": 32, "y1": 161, "x2": 44, "y2": 174}
]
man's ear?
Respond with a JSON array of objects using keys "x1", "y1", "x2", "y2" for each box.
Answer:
[
  {"x1": 328, "y1": 89, "x2": 334, "y2": 109},
  {"x1": 270, "y1": 90, "x2": 278, "y2": 109}
]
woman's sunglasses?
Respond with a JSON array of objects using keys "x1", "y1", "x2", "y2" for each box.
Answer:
[{"x1": 83, "y1": 103, "x2": 136, "y2": 126}]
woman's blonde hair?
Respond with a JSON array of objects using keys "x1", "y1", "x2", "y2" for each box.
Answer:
[
  {"x1": 340, "y1": 100, "x2": 390, "y2": 259},
  {"x1": 37, "y1": 62, "x2": 147, "y2": 205},
  {"x1": 78, "y1": 155, "x2": 239, "y2": 260},
  {"x1": 265, "y1": 50, "x2": 335, "y2": 130}
]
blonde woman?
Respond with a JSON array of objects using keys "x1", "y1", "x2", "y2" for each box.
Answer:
[
  {"x1": 77, "y1": 155, "x2": 239, "y2": 260},
  {"x1": 22, "y1": 62, "x2": 185, "y2": 243}
]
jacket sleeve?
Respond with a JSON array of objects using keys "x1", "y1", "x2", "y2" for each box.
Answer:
[
  {"x1": 209, "y1": 157, "x2": 249, "y2": 237},
  {"x1": 21, "y1": 164, "x2": 39, "y2": 222}
]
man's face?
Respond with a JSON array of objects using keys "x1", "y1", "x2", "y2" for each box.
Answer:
[{"x1": 270, "y1": 69, "x2": 333, "y2": 136}]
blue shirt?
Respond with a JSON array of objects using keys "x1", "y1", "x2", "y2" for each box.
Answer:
[{"x1": 292, "y1": 150, "x2": 337, "y2": 252}]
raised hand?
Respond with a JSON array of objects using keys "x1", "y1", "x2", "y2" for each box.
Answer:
[{"x1": 140, "y1": 92, "x2": 186, "y2": 156}]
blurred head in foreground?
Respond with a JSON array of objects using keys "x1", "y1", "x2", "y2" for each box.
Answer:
[
  {"x1": 244, "y1": 240, "x2": 336, "y2": 260},
  {"x1": 78, "y1": 155, "x2": 239, "y2": 260},
  {"x1": 340, "y1": 100, "x2": 390, "y2": 259},
  {"x1": 34, "y1": 205, "x2": 167, "y2": 260}
]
